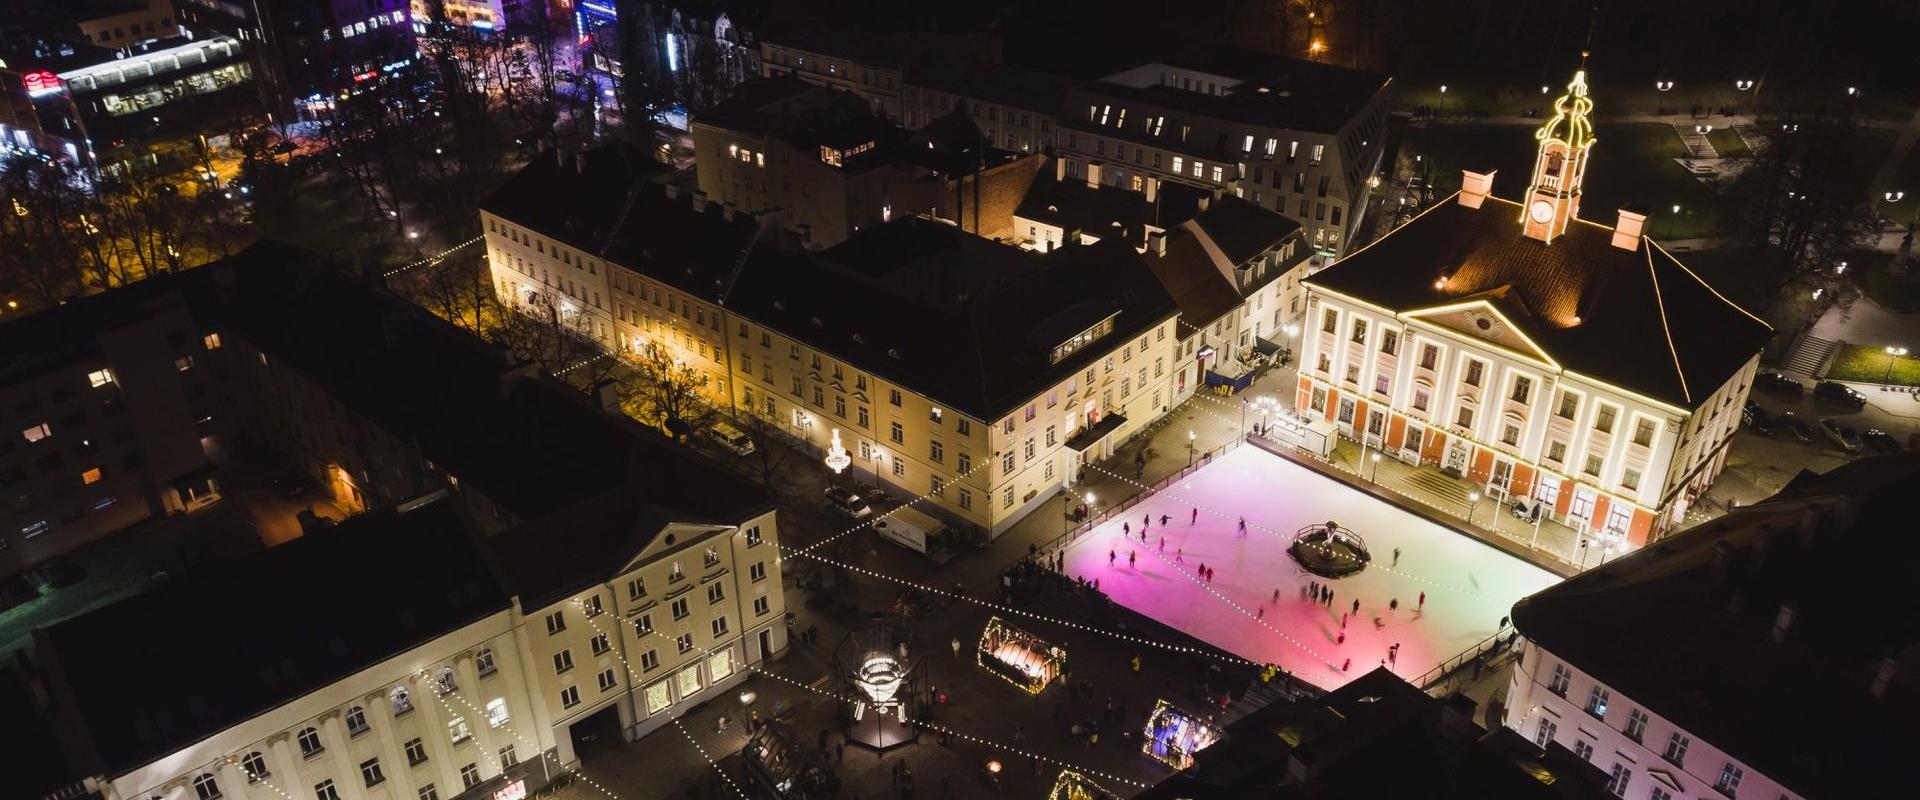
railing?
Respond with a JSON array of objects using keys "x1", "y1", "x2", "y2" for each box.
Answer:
[{"x1": 1413, "y1": 626, "x2": 1516, "y2": 695}]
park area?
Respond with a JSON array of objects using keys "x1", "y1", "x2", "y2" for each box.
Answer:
[
  {"x1": 1059, "y1": 446, "x2": 1559, "y2": 692},
  {"x1": 1824, "y1": 342, "x2": 1920, "y2": 386}
]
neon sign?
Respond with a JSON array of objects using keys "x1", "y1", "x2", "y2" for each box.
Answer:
[{"x1": 22, "y1": 70, "x2": 62, "y2": 97}]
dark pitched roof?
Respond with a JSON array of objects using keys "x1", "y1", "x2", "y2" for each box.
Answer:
[
  {"x1": 1188, "y1": 194, "x2": 1302, "y2": 266},
  {"x1": 1304, "y1": 195, "x2": 1771, "y2": 407},
  {"x1": 1137, "y1": 668, "x2": 1612, "y2": 799},
  {"x1": 1510, "y1": 453, "x2": 1920, "y2": 799},
  {"x1": 726, "y1": 218, "x2": 1178, "y2": 420},
  {"x1": 904, "y1": 59, "x2": 1076, "y2": 115},
  {"x1": 0, "y1": 264, "x2": 194, "y2": 385},
  {"x1": 1068, "y1": 50, "x2": 1389, "y2": 137},
  {"x1": 1141, "y1": 196, "x2": 1301, "y2": 330},
  {"x1": 477, "y1": 143, "x2": 669, "y2": 248},
  {"x1": 1013, "y1": 168, "x2": 1207, "y2": 245},
  {"x1": 481, "y1": 145, "x2": 763, "y2": 304},
  {"x1": 35, "y1": 500, "x2": 509, "y2": 776},
  {"x1": 692, "y1": 74, "x2": 834, "y2": 135}
]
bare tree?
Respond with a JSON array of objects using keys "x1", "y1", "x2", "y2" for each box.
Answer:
[{"x1": 621, "y1": 343, "x2": 716, "y2": 440}]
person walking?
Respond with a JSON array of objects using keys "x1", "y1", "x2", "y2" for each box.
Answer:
[
  {"x1": 1159, "y1": 536, "x2": 1165, "y2": 552},
  {"x1": 1336, "y1": 631, "x2": 1344, "y2": 645},
  {"x1": 1273, "y1": 588, "x2": 1281, "y2": 603},
  {"x1": 1352, "y1": 598, "x2": 1361, "y2": 616},
  {"x1": 1191, "y1": 508, "x2": 1199, "y2": 525},
  {"x1": 1389, "y1": 598, "x2": 1399, "y2": 611},
  {"x1": 1109, "y1": 549, "x2": 1116, "y2": 566},
  {"x1": 1144, "y1": 513, "x2": 1151, "y2": 530},
  {"x1": 1176, "y1": 548, "x2": 1183, "y2": 563},
  {"x1": 1128, "y1": 551, "x2": 1137, "y2": 569},
  {"x1": 1341, "y1": 658, "x2": 1351, "y2": 672},
  {"x1": 1418, "y1": 591, "x2": 1426, "y2": 610},
  {"x1": 1341, "y1": 612, "x2": 1348, "y2": 629},
  {"x1": 1123, "y1": 522, "x2": 1130, "y2": 537},
  {"x1": 1392, "y1": 547, "x2": 1401, "y2": 567},
  {"x1": 951, "y1": 638, "x2": 962, "y2": 658}
]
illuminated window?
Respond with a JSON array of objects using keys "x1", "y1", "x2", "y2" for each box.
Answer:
[
  {"x1": 485, "y1": 698, "x2": 509, "y2": 728},
  {"x1": 174, "y1": 356, "x2": 194, "y2": 372},
  {"x1": 203, "y1": 332, "x2": 222, "y2": 349},
  {"x1": 22, "y1": 423, "x2": 51, "y2": 442},
  {"x1": 644, "y1": 679, "x2": 671, "y2": 714},
  {"x1": 87, "y1": 369, "x2": 114, "y2": 387},
  {"x1": 676, "y1": 663, "x2": 702, "y2": 696},
  {"x1": 707, "y1": 650, "x2": 733, "y2": 681},
  {"x1": 80, "y1": 467, "x2": 103, "y2": 485}
]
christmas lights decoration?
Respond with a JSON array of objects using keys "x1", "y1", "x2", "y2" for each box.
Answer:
[
  {"x1": 1140, "y1": 699, "x2": 1221, "y2": 770},
  {"x1": 831, "y1": 622, "x2": 925, "y2": 750},
  {"x1": 976, "y1": 616, "x2": 1066, "y2": 694},
  {"x1": 1048, "y1": 769, "x2": 1122, "y2": 800}
]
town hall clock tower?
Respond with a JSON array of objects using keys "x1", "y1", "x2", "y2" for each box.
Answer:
[{"x1": 1522, "y1": 61, "x2": 1596, "y2": 243}]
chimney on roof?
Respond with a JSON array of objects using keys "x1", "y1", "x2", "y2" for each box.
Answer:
[
  {"x1": 1147, "y1": 230, "x2": 1167, "y2": 256},
  {"x1": 1197, "y1": 193, "x2": 1211, "y2": 212},
  {"x1": 1085, "y1": 162, "x2": 1103, "y2": 190},
  {"x1": 1612, "y1": 208, "x2": 1647, "y2": 250},
  {"x1": 1144, "y1": 176, "x2": 1159, "y2": 203},
  {"x1": 1459, "y1": 170, "x2": 1494, "y2": 209},
  {"x1": 1055, "y1": 156, "x2": 1067, "y2": 182},
  {"x1": 593, "y1": 378, "x2": 621, "y2": 414},
  {"x1": 690, "y1": 192, "x2": 709, "y2": 212}
]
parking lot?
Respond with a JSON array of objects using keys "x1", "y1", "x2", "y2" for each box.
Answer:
[{"x1": 1719, "y1": 375, "x2": 1920, "y2": 508}]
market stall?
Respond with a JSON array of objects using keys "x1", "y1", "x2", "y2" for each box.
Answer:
[
  {"x1": 976, "y1": 616, "x2": 1066, "y2": 694},
  {"x1": 1141, "y1": 699, "x2": 1221, "y2": 770},
  {"x1": 1047, "y1": 769, "x2": 1121, "y2": 800}
]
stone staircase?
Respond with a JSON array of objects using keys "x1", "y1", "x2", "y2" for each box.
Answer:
[
  {"x1": 1674, "y1": 123, "x2": 1718, "y2": 159},
  {"x1": 1403, "y1": 468, "x2": 1475, "y2": 505},
  {"x1": 1783, "y1": 335, "x2": 1838, "y2": 377},
  {"x1": 1732, "y1": 124, "x2": 1766, "y2": 154}
]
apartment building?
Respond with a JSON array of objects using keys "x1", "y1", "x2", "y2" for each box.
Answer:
[
  {"x1": 74, "y1": 0, "x2": 183, "y2": 49},
  {"x1": 12, "y1": 241, "x2": 788, "y2": 800},
  {"x1": 900, "y1": 60, "x2": 1072, "y2": 155},
  {"x1": 723, "y1": 219, "x2": 1182, "y2": 536},
  {"x1": 1297, "y1": 71, "x2": 1771, "y2": 548},
  {"x1": 481, "y1": 145, "x2": 746, "y2": 408},
  {"x1": 0, "y1": 282, "x2": 226, "y2": 576},
  {"x1": 757, "y1": 27, "x2": 905, "y2": 119},
  {"x1": 1054, "y1": 46, "x2": 1392, "y2": 260},
  {"x1": 1505, "y1": 454, "x2": 1920, "y2": 799}
]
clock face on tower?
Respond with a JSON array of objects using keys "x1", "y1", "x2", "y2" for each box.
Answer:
[{"x1": 1530, "y1": 200, "x2": 1555, "y2": 224}]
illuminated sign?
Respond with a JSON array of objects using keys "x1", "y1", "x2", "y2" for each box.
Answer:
[
  {"x1": 22, "y1": 70, "x2": 63, "y2": 97},
  {"x1": 492, "y1": 780, "x2": 526, "y2": 800}
]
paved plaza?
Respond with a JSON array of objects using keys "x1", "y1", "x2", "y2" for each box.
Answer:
[{"x1": 1059, "y1": 445, "x2": 1559, "y2": 691}]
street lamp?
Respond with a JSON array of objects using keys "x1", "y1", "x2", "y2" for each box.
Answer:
[
  {"x1": 1655, "y1": 80, "x2": 1674, "y2": 92},
  {"x1": 1466, "y1": 491, "x2": 1481, "y2": 525},
  {"x1": 1369, "y1": 452, "x2": 1381, "y2": 484},
  {"x1": 1735, "y1": 79, "x2": 1754, "y2": 91},
  {"x1": 1188, "y1": 430, "x2": 1198, "y2": 466},
  {"x1": 1887, "y1": 191, "x2": 1907, "y2": 203},
  {"x1": 1885, "y1": 346, "x2": 1908, "y2": 383}
]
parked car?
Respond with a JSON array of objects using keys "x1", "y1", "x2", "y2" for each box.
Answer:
[
  {"x1": 1779, "y1": 411, "x2": 1816, "y2": 442},
  {"x1": 1818, "y1": 418, "x2": 1861, "y2": 452},
  {"x1": 1863, "y1": 428, "x2": 1902, "y2": 455},
  {"x1": 1813, "y1": 381, "x2": 1867, "y2": 408},
  {"x1": 704, "y1": 421, "x2": 756, "y2": 456},
  {"x1": 1755, "y1": 371, "x2": 1805, "y2": 395},
  {"x1": 824, "y1": 486, "x2": 873, "y2": 521},
  {"x1": 1741, "y1": 402, "x2": 1777, "y2": 436}
]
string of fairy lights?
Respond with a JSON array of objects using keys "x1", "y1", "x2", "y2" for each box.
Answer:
[
  {"x1": 1135, "y1": 539, "x2": 1338, "y2": 668},
  {"x1": 672, "y1": 718, "x2": 749, "y2": 800},
  {"x1": 422, "y1": 664, "x2": 630, "y2": 800},
  {"x1": 381, "y1": 235, "x2": 485, "y2": 278},
  {"x1": 786, "y1": 454, "x2": 995, "y2": 558},
  {"x1": 570, "y1": 599, "x2": 1150, "y2": 791}
]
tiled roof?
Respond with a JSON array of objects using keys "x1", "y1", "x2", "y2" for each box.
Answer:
[
  {"x1": 1013, "y1": 169, "x2": 1207, "y2": 246},
  {"x1": 1304, "y1": 195, "x2": 1771, "y2": 407},
  {"x1": 1511, "y1": 453, "x2": 1920, "y2": 799},
  {"x1": 905, "y1": 60, "x2": 1076, "y2": 115}
]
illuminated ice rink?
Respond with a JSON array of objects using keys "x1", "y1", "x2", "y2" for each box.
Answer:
[{"x1": 1062, "y1": 445, "x2": 1560, "y2": 690}]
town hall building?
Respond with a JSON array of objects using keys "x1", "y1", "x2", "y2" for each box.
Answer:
[{"x1": 1296, "y1": 68, "x2": 1771, "y2": 552}]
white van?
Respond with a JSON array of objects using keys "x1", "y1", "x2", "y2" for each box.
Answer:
[
  {"x1": 873, "y1": 506, "x2": 955, "y2": 564},
  {"x1": 706, "y1": 422, "x2": 756, "y2": 456}
]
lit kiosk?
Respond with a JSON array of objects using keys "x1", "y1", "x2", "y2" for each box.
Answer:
[
  {"x1": 1048, "y1": 769, "x2": 1122, "y2": 800},
  {"x1": 832, "y1": 621, "x2": 927, "y2": 750},
  {"x1": 1141, "y1": 698, "x2": 1222, "y2": 770},
  {"x1": 976, "y1": 616, "x2": 1066, "y2": 694}
]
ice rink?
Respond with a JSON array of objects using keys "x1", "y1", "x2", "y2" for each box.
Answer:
[{"x1": 1062, "y1": 445, "x2": 1560, "y2": 690}]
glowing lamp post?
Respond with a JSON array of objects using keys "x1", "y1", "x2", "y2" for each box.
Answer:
[
  {"x1": 1654, "y1": 80, "x2": 1674, "y2": 92},
  {"x1": 824, "y1": 428, "x2": 852, "y2": 475},
  {"x1": 1187, "y1": 430, "x2": 1197, "y2": 466},
  {"x1": 1885, "y1": 346, "x2": 1908, "y2": 383},
  {"x1": 1466, "y1": 491, "x2": 1481, "y2": 525}
]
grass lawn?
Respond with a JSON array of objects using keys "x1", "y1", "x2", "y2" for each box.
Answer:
[
  {"x1": 1704, "y1": 127, "x2": 1750, "y2": 159},
  {"x1": 1402, "y1": 122, "x2": 1724, "y2": 239},
  {"x1": 1825, "y1": 342, "x2": 1920, "y2": 386}
]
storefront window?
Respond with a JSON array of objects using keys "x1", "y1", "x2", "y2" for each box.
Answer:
[
  {"x1": 676, "y1": 664, "x2": 702, "y2": 698},
  {"x1": 644, "y1": 680, "x2": 671, "y2": 715},
  {"x1": 706, "y1": 650, "x2": 733, "y2": 682}
]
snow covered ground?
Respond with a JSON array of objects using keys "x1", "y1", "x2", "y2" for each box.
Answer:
[{"x1": 1062, "y1": 445, "x2": 1560, "y2": 691}]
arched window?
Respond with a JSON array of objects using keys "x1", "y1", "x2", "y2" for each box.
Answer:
[
  {"x1": 241, "y1": 751, "x2": 269, "y2": 782},
  {"x1": 390, "y1": 685, "x2": 412, "y2": 714},
  {"x1": 434, "y1": 667, "x2": 457, "y2": 695},
  {"x1": 296, "y1": 726, "x2": 323, "y2": 756},
  {"x1": 192, "y1": 772, "x2": 222, "y2": 800},
  {"x1": 475, "y1": 647, "x2": 497, "y2": 677},
  {"x1": 344, "y1": 705, "x2": 367, "y2": 735}
]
